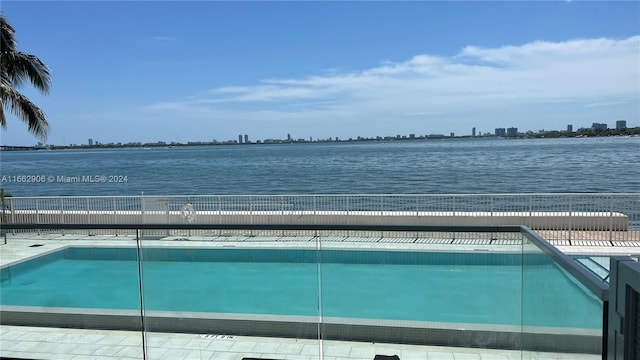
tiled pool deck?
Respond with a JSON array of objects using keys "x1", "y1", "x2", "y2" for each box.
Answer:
[
  {"x1": 2, "y1": 232, "x2": 635, "y2": 360},
  {"x1": 2, "y1": 324, "x2": 545, "y2": 360}
]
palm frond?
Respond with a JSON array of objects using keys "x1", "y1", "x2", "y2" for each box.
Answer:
[
  {"x1": 0, "y1": 98, "x2": 5, "y2": 128},
  {"x1": 0, "y1": 81, "x2": 49, "y2": 140},
  {"x1": 0, "y1": 15, "x2": 18, "y2": 52},
  {"x1": 1, "y1": 51, "x2": 51, "y2": 93},
  {"x1": 0, "y1": 15, "x2": 51, "y2": 141}
]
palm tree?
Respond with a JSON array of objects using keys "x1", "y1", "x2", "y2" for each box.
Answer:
[{"x1": 0, "y1": 14, "x2": 51, "y2": 141}]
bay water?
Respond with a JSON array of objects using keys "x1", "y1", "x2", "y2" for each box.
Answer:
[{"x1": 1, "y1": 137, "x2": 638, "y2": 197}]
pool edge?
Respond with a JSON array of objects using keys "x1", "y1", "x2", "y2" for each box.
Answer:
[{"x1": 0, "y1": 306, "x2": 601, "y2": 353}]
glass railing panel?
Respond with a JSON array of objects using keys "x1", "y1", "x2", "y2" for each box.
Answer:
[
  {"x1": 0, "y1": 226, "x2": 144, "y2": 359},
  {"x1": 318, "y1": 230, "x2": 524, "y2": 359},
  {"x1": 572, "y1": 255, "x2": 611, "y2": 283},
  {"x1": 522, "y1": 235, "x2": 604, "y2": 359},
  {"x1": 138, "y1": 227, "x2": 321, "y2": 360}
]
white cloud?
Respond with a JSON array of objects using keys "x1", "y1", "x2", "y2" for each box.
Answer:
[
  {"x1": 144, "y1": 35, "x2": 640, "y2": 136},
  {"x1": 584, "y1": 100, "x2": 631, "y2": 108}
]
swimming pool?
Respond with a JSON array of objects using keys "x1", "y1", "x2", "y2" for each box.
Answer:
[{"x1": 0, "y1": 246, "x2": 602, "y2": 351}]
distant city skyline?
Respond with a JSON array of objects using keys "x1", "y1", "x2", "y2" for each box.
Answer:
[
  {"x1": 0, "y1": 1, "x2": 638, "y2": 146},
  {"x1": 23, "y1": 119, "x2": 637, "y2": 149}
]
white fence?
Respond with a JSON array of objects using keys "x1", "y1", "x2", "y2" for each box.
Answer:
[{"x1": 2, "y1": 193, "x2": 639, "y2": 241}]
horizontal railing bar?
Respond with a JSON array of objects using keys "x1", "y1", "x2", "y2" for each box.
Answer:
[
  {"x1": 3, "y1": 193, "x2": 640, "y2": 199},
  {"x1": 0, "y1": 223, "x2": 522, "y2": 233},
  {"x1": 521, "y1": 226, "x2": 609, "y2": 301}
]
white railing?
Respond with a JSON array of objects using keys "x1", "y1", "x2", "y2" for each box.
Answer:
[{"x1": 2, "y1": 193, "x2": 639, "y2": 241}]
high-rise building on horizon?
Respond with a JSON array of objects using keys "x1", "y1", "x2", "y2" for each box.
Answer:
[
  {"x1": 88, "y1": 138, "x2": 93, "y2": 146},
  {"x1": 244, "y1": 134, "x2": 249, "y2": 143},
  {"x1": 616, "y1": 120, "x2": 627, "y2": 130},
  {"x1": 567, "y1": 124, "x2": 573, "y2": 133},
  {"x1": 507, "y1": 127, "x2": 518, "y2": 137},
  {"x1": 495, "y1": 128, "x2": 506, "y2": 137},
  {"x1": 592, "y1": 123, "x2": 608, "y2": 131},
  {"x1": 472, "y1": 127, "x2": 476, "y2": 137},
  {"x1": 238, "y1": 134, "x2": 243, "y2": 144}
]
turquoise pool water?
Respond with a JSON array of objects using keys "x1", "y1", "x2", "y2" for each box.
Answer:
[{"x1": 0, "y1": 247, "x2": 602, "y2": 328}]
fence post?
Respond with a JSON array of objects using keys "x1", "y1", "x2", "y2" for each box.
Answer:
[
  {"x1": 609, "y1": 195, "x2": 614, "y2": 242},
  {"x1": 1, "y1": 190, "x2": 6, "y2": 244},
  {"x1": 35, "y1": 198, "x2": 40, "y2": 235},
  {"x1": 568, "y1": 195, "x2": 572, "y2": 242},
  {"x1": 528, "y1": 195, "x2": 532, "y2": 228},
  {"x1": 113, "y1": 197, "x2": 117, "y2": 236},
  {"x1": 10, "y1": 198, "x2": 15, "y2": 233},
  {"x1": 280, "y1": 195, "x2": 285, "y2": 216},
  {"x1": 165, "y1": 197, "x2": 170, "y2": 237},
  {"x1": 249, "y1": 196, "x2": 254, "y2": 237},
  {"x1": 218, "y1": 196, "x2": 222, "y2": 235},
  {"x1": 86, "y1": 197, "x2": 91, "y2": 236},
  {"x1": 140, "y1": 192, "x2": 145, "y2": 238},
  {"x1": 60, "y1": 197, "x2": 65, "y2": 236},
  {"x1": 141, "y1": 192, "x2": 145, "y2": 218},
  {"x1": 452, "y1": 196, "x2": 456, "y2": 217},
  {"x1": 490, "y1": 196, "x2": 494, "y2": 217},
  {"x1": 346, "y1": 195, "x2": 350, "y2": 216},
  {"x1": 281, "y1": 195, "x2": 285, "y2": 237}
]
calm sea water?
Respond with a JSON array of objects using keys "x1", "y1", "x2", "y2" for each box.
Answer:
[{"x1": 0, "y1": 137, "x2": 638, "y2": 196}]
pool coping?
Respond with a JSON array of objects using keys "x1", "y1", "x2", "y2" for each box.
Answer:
[
  {"x1": 0, "y1": 241, "x2": 530, "y2": 270},
  {"x1": 0, "y1": 304, "x2": 601, "y2": 354}
]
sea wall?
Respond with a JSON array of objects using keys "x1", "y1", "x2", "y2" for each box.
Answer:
[{"x1": 2, "y1": 209, "x2": 629, "y2": 231}]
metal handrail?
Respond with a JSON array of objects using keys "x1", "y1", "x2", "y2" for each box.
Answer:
[
  {"x1": 1, "y1": 223, "x2": 519, "y2": 232},
  {"x1": 4, "y1": 193, "x2": 640, "y2": 198}
]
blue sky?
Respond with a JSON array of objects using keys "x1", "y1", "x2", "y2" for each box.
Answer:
[{"x1": 1, "y1": 1, "x2": 639, "y2": 146}]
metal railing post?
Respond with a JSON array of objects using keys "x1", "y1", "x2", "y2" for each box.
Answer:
[
  {"x1": 610, "y1": 195, "x2": 614, "y2": 242},
  {"x1": 568, "y1": 195, "x2": 572, "y2": 242},
  {"x1": 249, "y1": 196, "x2": 254, "y2": 237},
  {"x1": 280, "y1": 195, "x2": 285, "y2": 216},
  {"x1": 86, "y1": 197, "x2": 91, "y2": 236},
  {"x1": 60, "y1": 197, "x2": 65, "y2": 236},
  {"x1": 528, "y1": 195, "x2": 532, "y2": 228},
  {"x1": 113, "y1": 197, "x2": 117, "y2": 236},
  {"x1": 1, "y1": 191, "x2": 6, "y2": 244},
  {"x1": 346, "y1": 195, "x2": 350, "y2": 216},
  {"x1": 35, "y1": 198, "x2": 40, "y2": 235},
  {"x1": 452, "y1": 196, "x2": 456, "y2": 217},
  {"x1": 165, "y1": 197, "x2": 170, "y2": 237},
  {"x1": 490, "y1": 195, "x2": 494, "y2": 217},
  {"x1": 10, "y1": 198, "x2": 15, "y2": 233},
  {"x1": 313, "y1": 196, "x2": 317, "y2": 216}
]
